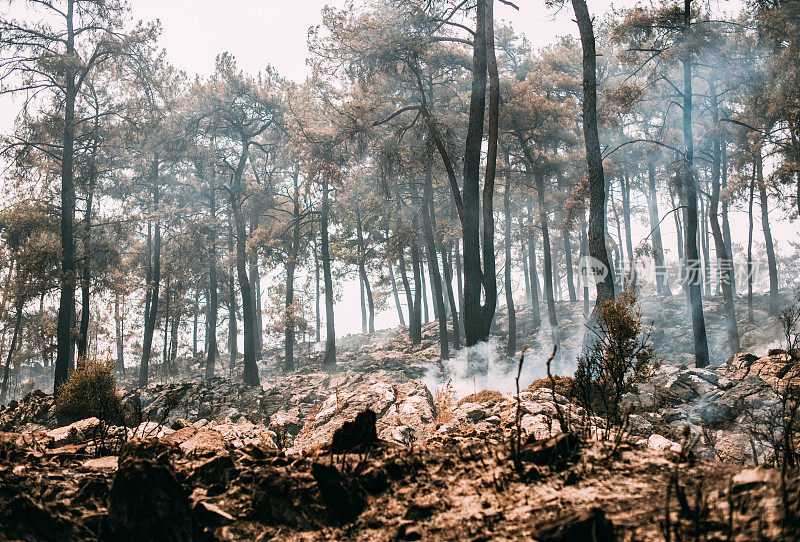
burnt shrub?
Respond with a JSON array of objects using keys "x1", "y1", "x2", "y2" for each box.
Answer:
[
  {"x1": 55, "y1": 358, "x2": 123, "y2": 424},
  {"x1": 575, "y1": 288, "x2": 660, "y2": 438}
]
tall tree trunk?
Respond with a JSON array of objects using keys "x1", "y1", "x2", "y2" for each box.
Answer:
[
  {"x1": 114, "y1": 292, "x2": 124, "y2": 375},
  {"x1": 420, "y1": 258, "x2": 429, "y2": 324},
  {"x1": 192, "y1": 288, "x2": 199, "y2": 359},
  {"x1": 680, "y1": 0, "x2": 710, "y2": 368},
  {"x1": 230, "y1": 142, "x2": 259, "y2": 386},
  {"x1": 699, "y1": 187, "x2": 711, "y2": 295},
  {"x1": 462, "y1": 0, "x2": 498, "y2": 346},
  {"x1": 206, "y1": 183, "x2": 218, "y2": 379},
  {"x1": 454, "y1": 239, "x2": 465, "y2": 335},
  {"x1": 139, "y1": 159, "x2": 161, "y2": 387},
  {"x1": 521, "y1": 221, "x2": 531, "y2": 306},
  {"x1": 442, "y1": 242, "x2": 460, "y2": 349},
  {"x1": 420, "y1": 170, "x2": 449, "y2": 359},
  {"x1": 580, "y1": 216, "x2": 590, "y2": 317},
  {"x1": 721, "y1": 141, "x2": 735, "y2": 295},
  {"x1": 756, "y1": 146, "x2": 779, "y2": 317},
  {"x1": 227, "y1": 211, "x2": 238, "y2": 376},
  {"x1": 503, "y1": 183, "x2": 516, "y2": 355},
  {"x1": 359, "y1": 273, "x2": 367, "y2": 333},
  {"x1": 646, "y1": 161, "x2": 670, "y2": 295},
  {"x1": 285, "y1": 174, "x2": 301, "y2": 372},
  {"x1": 389, "y1": 257, "x2": 405, "y2": 326},
  {"x1": 562, "y1": 226, "x2": 577, "y2": 302},
  {"x1": 708, "y1": 81, "x2": 740, "y2": 355},
  {"x1": 747, "y1": 164, "x2": 755, "y2": 324},
  {"x1": 54, "y1": 0, "x2": 78, "y2": 395},
  {"x1": 0, "y1": 300, "x2": 23, "y2": 404},
  {"x1": 356, "y1": 209, "x2": 375, "y2": 334},
  {"x1": 536, "y1": 173, "x2": 559, "y2": 345},
  {"x1": 249, "y1": 209, "x2": 263, "y2": 360},
  {"x1": 314, "y1": 225, "x2": 321, "y2": 343},
  {"x1": 572, "y1": 0, "x2": 615, "y2": 311},
  {"x1": 527, "y1": 198, "x2": 542, "y2": 330},
  {"x1": 620, "y1": 173, "x2": 634, "y2": 265},
  {"x1": 321, "y1": 177, "x2": 336, "y2": 369},
  {"x1": 162, "y1": 279, "x2": 170, "y2": 376},
  {"x1": 76, "y1": 138, "x2": 98, "y2": 364},
  {"x1": 410, "y1": 214, "x2": 424, "y2": 345},
  {"x1": 398, "y1": 251, "x2": 417, "y2": 338},
  {"x1": 170, "y1": 288, "x2": 181, "y2": 371}
]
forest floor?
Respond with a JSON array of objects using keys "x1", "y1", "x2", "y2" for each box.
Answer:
[{"x1": 0, "y1": 291, "x2": 798, "y2": 541}]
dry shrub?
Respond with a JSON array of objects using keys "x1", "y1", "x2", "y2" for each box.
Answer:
[
  {"x1": 526, "y1": 375, "x2": 576, "y2": 400},
  {"x1": 433, "y1": 380, "x2": 457, "y2": 425},
  {"x1": 457, "y1": 389, "x2": 504, "y2": 406},
  {"x1": 55, "y1": 358, "x2": 123, "y2": 424},
  {"x1": 575, "y1": 288, "x2": 660, "y2": 438}
]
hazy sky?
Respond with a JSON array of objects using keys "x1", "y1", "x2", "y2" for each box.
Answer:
[{"x1": 128, "y1": 0, "x2": 620, "y2": 81}]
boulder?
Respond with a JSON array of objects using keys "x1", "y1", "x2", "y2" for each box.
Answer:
[
  {"x1": 46, "y1": 417, "x2": 100, "y2": 447},
  {"x1": 100, "y1": 457, "x2": 200, "y2": 541},
  {"x1": 179, "y1": 429, "x2": 226, "y2": 455}
]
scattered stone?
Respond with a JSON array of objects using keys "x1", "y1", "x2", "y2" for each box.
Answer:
[
  {"x1": 330, "y1": 409, "x2": 378, "y2": 453},
  {"x1": 83, "y1": 456, "x2": 119, "y2": 470}
]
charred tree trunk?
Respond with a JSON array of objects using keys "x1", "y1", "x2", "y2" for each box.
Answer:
[
  {"x1": 620, "y1": 173, "x2": 634, "y2": 267},
  {"x1": 192, "y1": 289, "x2": 199, "y2": 359},
  {"x1": 321, "y1": 177, "x2": 336, "y2": 369},
  {"x1": 536, "y1": 173, "x2": 559, "y2": 345},
  {"x1": 314, "y1": 224, "x2": 321, "y2": 343},
  {"x1": 709, "y1": 81, "x2": 740, "y2": 355},
  {"x1": 410, "y1": 214, "x2": 424, "y2": 345},
  {"x1": 756, "y1": 147, "x2": 779, "y2": 317},
  {"x1": 721, "y1": 142, "x2": 736, "y2": 295},
  {"x1": 398, "y1": 251, "x2": 416, "y2": 337},
  {"x1": 54, "y1": 0, "x2": 78, "y2": 396},
  {"x1": 205, "y1": 184, "x2": 218, "y2": 379},
  {"x1": 562, "y1": 226, "x2": 577, "y2": 302},
  {"x1": 389, "y1": 256, "x2": 406, "y2": 327},
  {"x1": 503, "y1": 183, "x2": 516, "y2": 355},
  {"x1": 747, "y1": 165, "x2": 755, "y2": 324},
  {"x1": 139, "y1": 159, "x2": 161, "y2": 387},
  {"x1": 76, "y1": 137, "x2": 98, "y2": 364},
  {"x1": 162, "y1": 279, "x2": 170, "y2": 375},
  {"x1": 420, "y1": 169, "x2": 449, "y2": 359},
  {"x1": 580, "y1": 216, "x2": 590, "y2": 317},
  {"x1": 356, "y1": 209, "x2": 375, "y2": 334},
  {"x1": 169, "y1": 288, "x2": 181, "y2": 371},
  {"x1": 646, "y1": 161, "x2": 670, "y2": 295},
  {"x1": 420, "y1": 258, "x2": 429, "y2": 324},
  {"x1": 230, "y1": 142, "x2": 259, "y2": 386},
  {"x1": 572, "y1": 0, "x2": 615, "y2": 311},
  {"x1": 521, "y1": 220, "x2": 532, "y2": 306},
  {"x1": 442, "y1": 242, "x2": 460, "y2": 349},
  {"x1": 0, "y1": 299, "x2": 23, "y2": 404},
  {"x1": 114, "y1": 292, "x2": 124, "y2": 376},
  {"x1": 249, "y1": 209, "x2": 263, "y2": 360},
  {"x1": 285, "y1": 177, "x2": 301, "y2": 372},
  {"x1": 227, "y1": 211, "x2": 238, "y2": 376},
  {"x1": 680, "y1": 0, "x2": 710, "y2": 368},
  {"x1": 527, "y1": 197, "x2": 542, "y2": 330},
  {"x1": 462, "y1": 0, "x2": 498, "y2": 346}
]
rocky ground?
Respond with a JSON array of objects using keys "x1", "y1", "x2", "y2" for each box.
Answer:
[{"x1": 1, "y1": 291, "x2": 799, "y2": 540}]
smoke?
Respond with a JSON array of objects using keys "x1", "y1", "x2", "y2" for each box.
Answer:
[{"x1": 423, "y1": 323, "x2": 588, "y2": 399}]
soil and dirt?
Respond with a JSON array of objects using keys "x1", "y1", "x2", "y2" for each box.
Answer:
[{"x1": 1, "y1": 292, "x2": 799, "y2": 541}]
